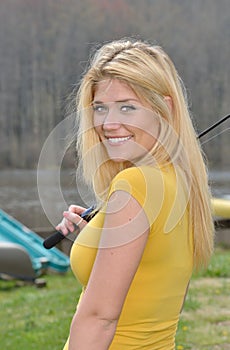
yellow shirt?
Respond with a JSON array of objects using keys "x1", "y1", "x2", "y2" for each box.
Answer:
[{"x1": 63, "y1": 165, "x2": 194, "y2": 350}]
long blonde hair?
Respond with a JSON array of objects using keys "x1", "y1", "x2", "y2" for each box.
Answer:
[{"x1": 75, "y1": 38, "x2": 214, "y2": 269}]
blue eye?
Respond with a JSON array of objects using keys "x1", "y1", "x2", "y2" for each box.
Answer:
[
  {"x1": 120, "y1": 105, "x2": 136, "y2": 113},
  {"x1": 92, "y1": 104, "x2": 108, "y2": 113}
]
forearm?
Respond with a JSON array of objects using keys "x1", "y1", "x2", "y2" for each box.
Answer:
[{"x1": 69, "y1": 312, "x2": 117, "y2": 350}]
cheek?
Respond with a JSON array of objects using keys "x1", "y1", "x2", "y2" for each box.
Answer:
[
  {"x1": 94, "y1": 124, "x2": 103, "y2": 139},
  {"x1": 130, "y1": 110, "x2": 159, "y2": 132},
  {"x1": 93, "y1": 114, "x2": 104, "y2": 129},
  {"x1": 146, "y1": 116, "x2": 160, "y2": 139},
  {"x1": 133, "y1": 119, "x2": 160, "y2": 141}
]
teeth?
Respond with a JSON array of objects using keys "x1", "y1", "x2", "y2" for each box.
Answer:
[{"x1": 108, "y1": 136, "x2": 131, "y2": 143}]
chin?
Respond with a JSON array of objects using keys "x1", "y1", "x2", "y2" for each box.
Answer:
[{"x1": 110, "y1": 157, "x2": 128, "y2": 163}]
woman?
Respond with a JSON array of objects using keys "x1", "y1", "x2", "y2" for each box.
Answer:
[{"x1": 57, "y1": 39, "x2": 214, "y2": 350}]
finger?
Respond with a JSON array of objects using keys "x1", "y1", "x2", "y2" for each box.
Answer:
[
  {"x1": 68, "y1": 205, "x2": 86, "y2": 215},
  {"x1": 63, "y1": 211, "x2": 82, "y2": 225},
  {"x1": 56, "y1": 217, "x2": 75, "y2": 235},
  {"x1": 55, "y1": 223, "x2": 69, "y2": 236},
  {"x1": 64, "y1": 217, "x2": 78, "y2": 233}
]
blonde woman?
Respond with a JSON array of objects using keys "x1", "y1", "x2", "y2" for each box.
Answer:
[{"x1": 57, "y1": 39, "x2": 214, "y2": 350}]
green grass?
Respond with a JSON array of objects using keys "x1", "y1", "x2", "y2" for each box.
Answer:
[
  {"x1": 194, "y1": 246, "x2": 230, "y2": 278},
  {"x1": 0, "y1": 247, "x2": 230, "y2": 349},
  {"x1": 0, "y1": 272, "x2": 81, "y2": 349},
  {"x1": 176, "y1": 247, "x2": 230, "y2": 349}
]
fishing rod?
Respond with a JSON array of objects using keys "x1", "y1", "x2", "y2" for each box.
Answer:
[
  {"x1": 43, "y1": 113, "x2": 229, "y2": 249},
  {"x1": 198, "y1": 114, "x2": 230, "y2": 139}
]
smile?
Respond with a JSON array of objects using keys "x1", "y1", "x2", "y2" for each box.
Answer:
[{"x1": 107, "y1": 136, "x2": 132, "y2": 144}]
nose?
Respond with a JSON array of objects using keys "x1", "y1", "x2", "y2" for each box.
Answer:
[{"x1": 102, "y1": 108, "x2": 121, "y2": 131}]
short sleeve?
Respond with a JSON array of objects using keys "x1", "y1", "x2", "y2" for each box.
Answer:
[{"x1": 108, "y1": 166, "x2": 165, "y2": 227}]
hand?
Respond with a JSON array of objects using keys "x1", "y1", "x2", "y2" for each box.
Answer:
[{"x1": 55, "y1": 205, "x2": 87, "y2": 236}]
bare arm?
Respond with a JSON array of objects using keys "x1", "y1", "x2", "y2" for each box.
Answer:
[{"x1": 69, "y1": 190, "x2": 150, "y2": 350}]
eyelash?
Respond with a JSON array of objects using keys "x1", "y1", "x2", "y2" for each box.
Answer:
[
  {"x1": 92, "y1": 104, "x2": 137, "y2": 113},
  {"x1": 92, "y1": 105, "x2": 107, "y2": 113},
  {"x1": 120, "y1": 105, "x2": 136, "y2": 112}
]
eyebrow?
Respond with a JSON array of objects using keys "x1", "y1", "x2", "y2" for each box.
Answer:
[{"x1": 92, "y1": 98, "x2": 140, "y2": 104}]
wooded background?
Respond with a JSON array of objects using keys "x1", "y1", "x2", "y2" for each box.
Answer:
[{"x1": 0, "y1": 0, "x2": 229, "y2": 169}]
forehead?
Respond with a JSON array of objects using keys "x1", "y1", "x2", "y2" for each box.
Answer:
[{"x1": 93, "y1": 79, "x2": 138, "y2": 102}]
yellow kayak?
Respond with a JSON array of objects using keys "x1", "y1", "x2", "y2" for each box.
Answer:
[{"x1": 211, "y1": 197, "x2": 230, "y2": 219}]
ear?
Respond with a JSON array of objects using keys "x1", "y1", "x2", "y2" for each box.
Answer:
[{"x1": 164, "y1": 96, "x2": 173, "y2": 113}]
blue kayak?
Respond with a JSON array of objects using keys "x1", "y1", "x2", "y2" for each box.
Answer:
[{"x1": 0, "y1": 209, "x2": 70, "y2": 278}]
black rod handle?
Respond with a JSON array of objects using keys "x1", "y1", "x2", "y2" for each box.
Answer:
[{"x1": 43, "y1": 206, "x2": 95, "y2": 249}]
